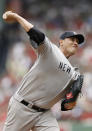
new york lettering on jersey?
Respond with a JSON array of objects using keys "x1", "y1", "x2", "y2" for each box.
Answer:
[{"x1": 58, "y1": 61, "x2": 71, "y2": 74}]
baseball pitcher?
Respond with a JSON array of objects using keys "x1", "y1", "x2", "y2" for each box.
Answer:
[{"x1": 2, "y1": 11, "x2": 84, "y2": 131}]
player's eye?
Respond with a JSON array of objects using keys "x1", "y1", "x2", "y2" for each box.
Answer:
[
  {"x1": 70, "y1": 37, "x2": 75, "y2": 41},
  {"x1": 70, "y1": 37, "x2": 79, "y2": 43},
  {"x1": 75, "y1": 38, "x2": 79, "y2": 44}
]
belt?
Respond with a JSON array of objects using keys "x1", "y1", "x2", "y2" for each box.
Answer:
[{"x1": 21, "y1": 99, "x2": 48, "y2": 112}]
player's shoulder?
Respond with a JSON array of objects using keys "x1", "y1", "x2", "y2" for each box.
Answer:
[
  {"x1": 51, "y1": 42, "x2": 62, "y2": 53},
  {"x1": 43, "y1": 36, "x2": 61, "y2": 55}
]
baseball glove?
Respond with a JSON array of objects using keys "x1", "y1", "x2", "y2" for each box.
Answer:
[{"x1": 61, "y1": 75, "x2": 84, "y2": 111}]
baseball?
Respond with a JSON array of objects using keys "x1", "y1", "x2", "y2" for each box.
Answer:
[{"x1": 3, "y1": 11, "x2": 16, "y2": 23}]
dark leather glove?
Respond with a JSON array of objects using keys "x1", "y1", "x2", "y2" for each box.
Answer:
[{"x1": 61, "y1": 75, "x2": 84, "y2": 111}]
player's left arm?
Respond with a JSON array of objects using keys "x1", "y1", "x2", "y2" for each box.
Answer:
[{"x1": 61, "y1": 74, "x2": 84, "y2": 111}]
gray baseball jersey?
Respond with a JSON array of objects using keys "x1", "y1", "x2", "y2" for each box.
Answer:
[{"x1": 14, "y1": 36, "x2": 77, "y2": 109}]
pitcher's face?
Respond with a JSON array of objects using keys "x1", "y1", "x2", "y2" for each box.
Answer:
[{"x1": 60, "y1": 37, "x2": 79, "y2": 56}]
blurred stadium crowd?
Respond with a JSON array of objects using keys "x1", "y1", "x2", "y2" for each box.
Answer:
[{"x1": 0, "y1": 0, "x2": 92, "y2": 130}]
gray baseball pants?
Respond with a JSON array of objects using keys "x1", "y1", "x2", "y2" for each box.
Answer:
[{"x1": 3, "y1": 96, "x2": 60, "y2": 131}]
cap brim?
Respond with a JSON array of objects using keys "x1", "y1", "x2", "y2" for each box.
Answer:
[{"x1": 70, "y1": 34, "x2": 84, "y2": 45}]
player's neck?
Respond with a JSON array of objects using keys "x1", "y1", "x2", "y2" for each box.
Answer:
[{"x1": 60, "y1": 47, "x2": 70, "y2": 58}]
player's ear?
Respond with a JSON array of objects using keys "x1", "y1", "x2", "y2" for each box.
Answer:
[{"x1": 59, "y1": 39, "x2": 63, "y2": 46}]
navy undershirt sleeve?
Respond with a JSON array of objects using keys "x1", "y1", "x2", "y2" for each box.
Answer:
[{"x1": 27, "y1": 27, "x2": 45, "y2": 47}]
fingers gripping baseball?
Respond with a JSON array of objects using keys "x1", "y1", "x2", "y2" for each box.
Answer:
[{"x1": 3, "y1": 11, "x2": 17, "y2": 23}]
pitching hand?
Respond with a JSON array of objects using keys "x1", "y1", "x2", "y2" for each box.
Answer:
[{"x1": 3, "y1": 11, "x2": 17, "y2": 23}]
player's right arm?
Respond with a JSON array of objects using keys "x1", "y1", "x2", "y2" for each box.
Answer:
[
  {"x1": 2, "y1": 11, "x2": 49, "y2": 53},
  {"x1": 3, "y1": 11, "x2": 34, "y2": 31}
]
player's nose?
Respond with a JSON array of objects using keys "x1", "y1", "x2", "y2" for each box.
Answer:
[{"x1": 73, "y1": 41, "x2": 78, "y2": 47}]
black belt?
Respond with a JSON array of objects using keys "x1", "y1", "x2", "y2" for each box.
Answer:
[{"x1": 21, "y1": 100, "x2": 48, "y2": 112}]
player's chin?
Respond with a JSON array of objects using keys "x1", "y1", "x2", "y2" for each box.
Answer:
[{"x1": 69, "y1": 48, "x2": 77, "y2": 55}]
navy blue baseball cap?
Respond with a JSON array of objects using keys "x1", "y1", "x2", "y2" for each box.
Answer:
[{"x1": 60, "y1": 31, "x2": 85, "y2": 45}]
